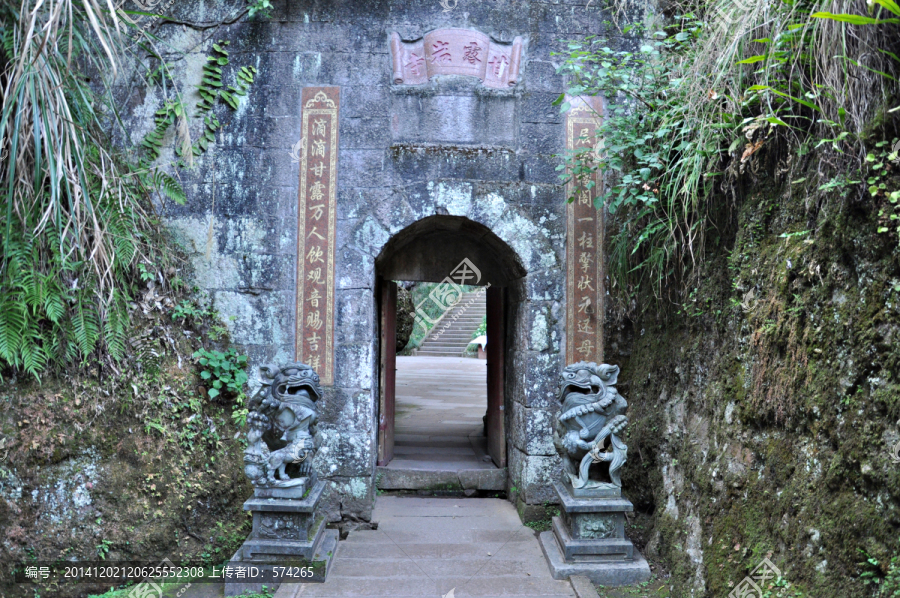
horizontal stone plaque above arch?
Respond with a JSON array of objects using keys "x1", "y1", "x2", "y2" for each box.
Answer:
[{"x1": 390, "y1": 29, "x2": 524, "y2": 88}]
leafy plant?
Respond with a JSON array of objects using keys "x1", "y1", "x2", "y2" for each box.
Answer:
[
  {"x1": 867, "y1": 138, "x2": 900, "y2": 244},
  {"x1": 193, "y1": 348, "x2": 249, "y2": 400},
  {"x1": 190, "y1": 40, "x2": 257, "y2": 157},
  {"x1": 171, "y1": 299, "x2": 214, "y2": 323},
  {"x1": 860, "y1": 547, "x2": 900, "y2": 596},
  {"x1": 247, "y1": 0, "x2": 274, "y2": 19},
  {"x1": 96, "y1": 540, "x2": 113, "y2": 560},
  {"x1": 138, "y1": 38, "x2": 258, "y2": 166},
  {"x1": 555, "y1": 18, "x2": 725, "y2": 299},
  {"x1": 472, "y1": 315, "x2": 487, "y2": 339}
]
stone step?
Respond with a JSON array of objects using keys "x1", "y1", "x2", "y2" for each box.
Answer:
[
  {"x1": 428, "y1": 328, "x2": 480, "y2": 335},
  {"x1": 432, "y1": 314, "x2": 483, "y2": 322},
  {"x1": 432, "y1": 312, "x2": 484, "y2": 321},
  {"x1": 418, "y1": 345, "x2": 469, "y2": 350},
  {"x1": 422, "y1": 328, "x2": 481, "y2": 337},
  {"x1": 376, "y1": 466, "x2": 507, "y2": 490},
  {"x1": 437, "y1": 322, "x2": 483, "y2": 328}
]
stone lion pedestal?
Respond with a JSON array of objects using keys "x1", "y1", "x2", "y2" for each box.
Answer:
[
  {"x1": 539, "y1": 362, "x2": 651, "y2": 586},
  {"x1": 224, "y1": 363, "x2": 338, "y2": 596}
]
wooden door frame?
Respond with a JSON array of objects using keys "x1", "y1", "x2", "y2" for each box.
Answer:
[
  {"x1": 377, "y1": 278, "x2": 397, "y2": 466},
  {"x1": 376, "y1": 282, "x2": 507, "y2": 470},
  {"x1": 485, "y1": 286, "x2": 506, "y2": 467}
]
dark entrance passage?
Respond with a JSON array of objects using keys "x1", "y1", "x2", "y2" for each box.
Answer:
[{"x1": 373, "y1": 216, "x2": 525, "y2": 491}]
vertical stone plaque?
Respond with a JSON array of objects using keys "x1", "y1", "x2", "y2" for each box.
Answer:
[
  {"x1": 566, "y1": 96, "x2": 604, "y2": 364},
  {"x1": 295, "y1": 87, "x2": 339, "y2": 385}
]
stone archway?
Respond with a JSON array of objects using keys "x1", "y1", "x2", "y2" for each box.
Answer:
[
  {"x1": 375, "y1": 215, "x2": 527, "y2": 285},
  {"x1": 326, "y1": 180, "x2": 566, "y2": 515}
]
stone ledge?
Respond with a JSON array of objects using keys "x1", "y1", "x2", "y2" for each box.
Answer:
[
  {"x1": 539, "y1": 531, "x2": 651, "y2": 587},
  {"x1": 569, "y1": 575, "x2": 602, "y2": 598},
  {"x1": 243, "y1": 480, "x2": 325, "y2": 513},
  {"x1": 554, "y1": 481, "x2": 633, "y2": 513},
  {"x1": 225, "y1": 529, "x2": 338, "y2": 597},
  {"x1": 376, "y1": 466, "x2": 507, "y2": 490}
]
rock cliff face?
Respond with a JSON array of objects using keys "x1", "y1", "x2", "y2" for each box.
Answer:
[
  {"x1": 606, "y1": 147, "x2": 900, "y2": 597},
  {"x1": 0, "y1": 280, "x2": 255, "y2": 598}
]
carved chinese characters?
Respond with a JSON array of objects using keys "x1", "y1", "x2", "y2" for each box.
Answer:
[
  {"x1": 566, "y1": 96, "x2": 604, "y2": 364},
  {"x1": 390, "y1": 29, "x2": 523, "y2": 88},
  {"x1": 296, "y1": 88, "x2": 339, "y2": 385}
]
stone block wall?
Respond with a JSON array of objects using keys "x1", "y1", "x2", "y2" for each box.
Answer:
[{"x1": 117, "y1": 0, "x2": 645, "y2": 522}]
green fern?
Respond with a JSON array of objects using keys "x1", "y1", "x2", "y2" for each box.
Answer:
[
  {"x1": 197, "y1": 41, "x2": 229, "y2": 114},
  {"x1": 152, "y1": 170, "x2": 186, "y2": 205}
]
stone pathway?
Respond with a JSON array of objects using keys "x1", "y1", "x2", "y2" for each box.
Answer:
[
  {"x1": 377, "y1": 357, "x2": 505, "y2": 490},
  {"x1": 276, "y1": 496, "x2": 575, "y2": 598},
  {"x1": 391, "y1": 356, "x2": 490, "y2": 471}
]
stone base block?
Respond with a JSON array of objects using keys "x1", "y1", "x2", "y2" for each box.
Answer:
[
  {"x1": 225, "y1": 480, "x2": 336, "y2": 595},
  {"x1": 539, "y1": 531, "x2": 650, "y2": 586},
  {"x1": 253, "y1": 473, "x2": 317, "y2": 499},
  {"x1": 224, "y1": 528, "x2": 338, "y2": 596},
  {"x1": 561, "y1": 477, "x2": 622, "y2": 499},
  {"x1": 242, "y1": 517, "x2": 326, "y2": 561},
  {"x1": 552, "y1": 517, "x2": 633, "y2": 561}
]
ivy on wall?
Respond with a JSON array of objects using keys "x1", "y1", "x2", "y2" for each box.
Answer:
[{"x1": 141, "y1": 39, "x2": 258, "y2": 165}]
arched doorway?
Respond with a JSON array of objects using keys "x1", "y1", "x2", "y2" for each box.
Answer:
[{"x1": 374, "y1": 215, "x2": 527, "y2": 490}]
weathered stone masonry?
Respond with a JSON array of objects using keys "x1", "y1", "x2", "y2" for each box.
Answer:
[{"x1": 124, "y1": 0, "x2": 641, "y2": 524}]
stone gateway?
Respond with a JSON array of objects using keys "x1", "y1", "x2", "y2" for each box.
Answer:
[{"x1": 155, "y1": 2, "x2": 641, "y2": 530}]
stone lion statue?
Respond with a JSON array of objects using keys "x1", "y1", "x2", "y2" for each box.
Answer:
[
  {"x1": 552, "y1": 362, "x2": 628, "y2": 490},
  {"x1": 243, "y1": 362, "x2": 322, "y2": 491}
]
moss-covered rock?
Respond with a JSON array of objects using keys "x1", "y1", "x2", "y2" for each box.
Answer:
[
  {"x1": 608, "y1": 145, "x2": 900, "y2": 597},
  {"x1": 0, "y1": 296, "x2": 254, "y2": 598}
]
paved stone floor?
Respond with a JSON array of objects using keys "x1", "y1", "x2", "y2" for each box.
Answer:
[
  {"x1": 278, "y1": 496, "x2": 576, "y2": 598},
  {"x1": 388, "y1": 356, "x2": 494, "y2": 471}
]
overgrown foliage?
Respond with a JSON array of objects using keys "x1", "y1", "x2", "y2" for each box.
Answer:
[
  {"x1": 556, "y1": 0, "x2": 900, "y2": 306},
  {"x1": 0, "y1": 0, "x2": 260, "y2": 379},
  {"x1": 141, "y1": 39, "x2": 258, "y2": 164},
  {"x1": 0, "y1": 1, "x2": 186, "y2": 378},
  {"x1": 247, "y1": 0, "x2": 273, "y2": 19}
]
